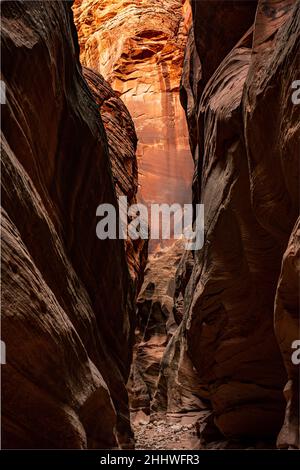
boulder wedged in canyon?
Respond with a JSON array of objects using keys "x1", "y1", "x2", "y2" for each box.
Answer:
[
  {"x1": 73, "y1": 0, "x2": 194, "y2": 235},
  {"x1": 1, "y1": 0, "x2": 143, "y2": 449},
  {"x1": 178, "y1": 0, "x2": 300, "y2": 443}
]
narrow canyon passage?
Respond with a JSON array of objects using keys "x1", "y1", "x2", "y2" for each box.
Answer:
[
  {"x1": 73, "y1": 0, "x2": 198, "y2": 448},
  {"x1": 73, "y1": 0, "x2": 300, "y2": 450},
  {"x1": 1, "y1": 0, "x2": 299, "y2": 452}
]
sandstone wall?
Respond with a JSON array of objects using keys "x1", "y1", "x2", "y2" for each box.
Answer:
[
  {"x1": 1, "y1": 0, "x2": 142, "y2": 449},
  {"x1": 152, "y1": 248, "x2": 206, "y2": 418},
  {"x1": 83, "y1": 66, "x2": 147, "y2": 291},
  {"x1": 128, "y1": 240, "x2": 184, "y2": 419},
  {"x1": 73, "y1": 0, "x2": 194, "y2": 233},
  {"x1": 179, "y1": 0, "x2": 300, "y2": 446}
]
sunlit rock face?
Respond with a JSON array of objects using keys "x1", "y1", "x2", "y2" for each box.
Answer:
[{"x1": 73, "y1": 0, "x2": 193, "y2": 221}]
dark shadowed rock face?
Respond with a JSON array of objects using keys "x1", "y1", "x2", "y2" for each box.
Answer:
[
  {"x1": 83, "y1": 66, "x2": 148, "y2": 292},
  {"x1": 1, "y1": 1, "x2": 143, "y2": 449},
  {"x1": 275, "y1": 218, "x2": 300, "y2": 448},
  {"x1": 191, "y1": 0, "x2": 258, "y2": 88},
  {"x1": 243, "y1": 1, "x2": 300, "y2": 446},
  {"x1": 179, "y1": 0, "x2": 300, "y2": 445},
  {"x1": 181, "y1": 0, "x2": 258, "y2": 169}
]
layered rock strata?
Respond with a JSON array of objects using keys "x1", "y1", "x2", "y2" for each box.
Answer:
[{"x1": 151, "y1": 249, "x2": 205, "y2": 416}]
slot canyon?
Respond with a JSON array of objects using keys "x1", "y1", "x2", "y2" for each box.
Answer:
[{"x1": 1, "y1": 0, "x2": 299, "y2": 452}]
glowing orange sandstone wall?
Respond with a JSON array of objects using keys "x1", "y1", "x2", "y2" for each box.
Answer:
[{"x1": 73, "y1": 0, "x2": 193, "y2": 211}]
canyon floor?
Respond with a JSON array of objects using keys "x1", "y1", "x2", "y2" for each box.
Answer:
[
  {"x1": 132, "y1": 412, "x2": 277, "y2": 450},
  {"x1": 134, "y1": 422, "x2": 195, "y2": 450},
  {"x1": 133, "y1": 415, "x2": 200, "y2": 450}
]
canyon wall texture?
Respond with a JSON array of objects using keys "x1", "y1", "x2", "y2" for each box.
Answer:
[
  {"x1": 73, "y1": 0, "x2": 194, "y2": 231},
  {"x1": 1, "y1": 0, "x2": 299, "y2": 451},
  {"x1": 129, "y1": 241, "x2": 206, "y2": 421},
  {"x1": 179, "y1": 0, "x2": 300, "y2": 446},
  {"x1": 83, "y1": 66, "x2": 147, "y2": 291},
  {"x1": 152, "y1": 248, "x2": 206, "y2": 418},
  {"x1": 128, "y1": 240, "x2": 184, "y2": 420},
  {"x1": 1, "y1": 0, "x2": 142, "y2": 449}
]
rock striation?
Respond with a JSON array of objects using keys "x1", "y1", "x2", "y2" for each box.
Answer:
[
  {"x1": 1, "y1": 0, "x2": 142, "y2": 449},
  {"x1": 178, "y1": 0, "x2": 300, "y2": 446},
  {"x1": 275, "y1": 218, "x2": 300, "y2": 448},
  {"x1": 1, "y1": 0, "x2": 299, "y2": 451},
  {"x1": 73, "y1": 0, "x2": 194, "y2": 231},
  {"x1": 129, "y1": 240, "x2": 205, "y2": 423},
  {"x1": 83, "y1": 66, "x2": 147, "y2": 291}
]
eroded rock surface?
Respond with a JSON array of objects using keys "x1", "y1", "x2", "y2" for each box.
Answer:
[
  {"x1": 275, "y1": 218, "x2": 300, "y2": 449},
  {"x1": 1, "y1": 1, "x2": 142, "y2": 449},
  {"x1": 83, "y1": 66, "x2": 147, "y2": 291},
  {"x1": 128, "y1": 240, "x2": 184, "y2": 417},
  {"x1": 1, "y1": 0, "x2": 299, "y2": 451},
  {"x1": 152, "y1": 249, "x2": 205, "y2": 417},
  {"x1": 73, "y1": 0, "x2": 194, "y2": 233},
  {"x1": 178, "y1": 0, "x2": 300, "y2": 444}
]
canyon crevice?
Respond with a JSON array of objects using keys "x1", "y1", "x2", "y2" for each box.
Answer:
[{"x1": 1, "y1": 0, "x2": 299, "y2": 451}]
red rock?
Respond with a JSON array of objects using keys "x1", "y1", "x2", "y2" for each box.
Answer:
[
  {"x1": 2, "y1": 0, "x2": 299, "y2": 451},
  {"x1": 243, "y1": 0, "x2": 300, "y2": 446},
  {"x1": 83, "y1": 66, "x2": 148, "y2": 291},
  {"x1": 1, "y1": 0, "x2": 142, "y2": 448},
  {"x1": 181, "y1": 0, "x2": 257, "y2": 180},
  {"x1": 152, "y1": 249, "x2": 206, "y2": 416},
  {"x1": 275, "y1": 218, "x2": 300, "y2": 448},
  {"x1": 191, "y1": 0, "x2": 258, "y2": 88},
  {"x1": 128, "y1": 240, "x2": 184, "y2": 416},
  {"x1": 73, "y1": 0, "x2": 194, "y2": 239},
  {"x1": 178, "y1": 0, "x2": 299, "y2": 443}
]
